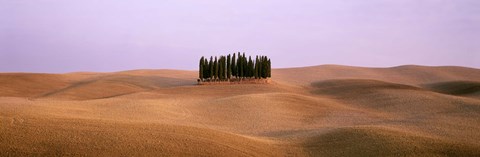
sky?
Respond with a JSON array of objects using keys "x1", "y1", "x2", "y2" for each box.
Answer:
[{"x1": 1, "y1": 0, "x2": 479, "y2": 73}]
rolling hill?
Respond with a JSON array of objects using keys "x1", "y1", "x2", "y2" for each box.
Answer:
[{"x1": 1, "y1": 65, "x2": 480, "y2": 156}]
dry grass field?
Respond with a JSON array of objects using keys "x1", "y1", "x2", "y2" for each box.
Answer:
[{"x1": 1, "y1": 65, "x2": 480, "y2": 156}]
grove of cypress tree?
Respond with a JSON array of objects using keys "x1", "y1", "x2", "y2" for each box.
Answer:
[{"x1": 199, "y1": 53, "x2": 270, "y2": 82}]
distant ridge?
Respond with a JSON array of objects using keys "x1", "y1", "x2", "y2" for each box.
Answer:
[
  {"x1": 1, "y1": 65, "x2": 480, "y2": 99},
  {"x1": 273, "y1": 64, "x2": 480, "y2": 86}
]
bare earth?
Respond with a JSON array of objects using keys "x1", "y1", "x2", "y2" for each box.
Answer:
[{"x1": 1, "y1": 65, "x2": 480, "y2": 156}]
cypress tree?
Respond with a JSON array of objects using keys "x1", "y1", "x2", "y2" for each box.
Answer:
[
  {"x1": 218, "y1": 56, "x2": 222, "y2": 80},
  {"x1": 244, "y1": 54, "x2": 248, "y2": 77},
  {"x1": 260, "y1": 56, "x2": 264, "y2": 78},
  {"x1": 210, "y1": 56, "x2": 215, "y2": 80},
  {"x1": 237, "y1": 52, "x2": 243, "y2": 78},
  {"x1": 209, "y1": 56, "x2": 214, "y2": 80},
  {"x1": 224, "y1": 56, "x2": 227, "y2": 79},
  {"x1": 264, "y1": 56, "x2": 268, "y2": 78},
  {"x1": 246, "y1": 57, "x2": 249, "y2": 78},
  {"x1": 239, "y1": 53, "x2": 242, "y2": 78},
  {"x1": 258, "y1": 56, "x2": 262, "y2": 79},
  {"x1": 251, "y1": 57, "x2": 255, "y2": 78},
  {"x1": 242, "y1": 53, "x2": 246, "y2": 78},
  {"x1": 255, "y1": 56, "x2": 259, "y2": 79},
  {"x1": 204, "y1": 58, "x2": 209, "y2": 80},
  {"x1": 245, "y1": 56, "x2": 248, "y2": 78},
  {"x1": 248, "y1": 56, "x2": 253, "y2": 78},
  {"x1": 220, "y1": 57, "x2": 223, "y2": 80},
  {"x1": 221, "y1": 56, "x2": 226, "y2": 80},
  {"x1": 267, "y1": 59, "x2": 271, "y2": 78},
  {"x1": 227, "y1": 54, "x2": 231, "y2": 80},
  {"x1": 199, "y1": 56, "x2": 204, "y2": 81},
  {"x1": 232, "y1": 53, "x2": 237, "y2": 77},
  {"x1": 263, "y1": 56, "x2": 268, "y2": 78},
  {"x1": 223, "y1": 56, "x2": 227, "y2": 80},
  {"x1": 236, "y1": 52, "x2": 239, "y2": 77},
  {"x1": 221, "y1": 56, "x2": 225, "y2": 80},
  {"x1": 214, "y1": 56, "x2": 218, "y2": 81},
  {"x1": 224, "y1": 56, "x2": 228, "y2": 79}
]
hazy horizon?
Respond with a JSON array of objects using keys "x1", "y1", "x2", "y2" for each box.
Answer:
[{"x1": 1, "y1": 0, "x2": 479, "y2": 73}]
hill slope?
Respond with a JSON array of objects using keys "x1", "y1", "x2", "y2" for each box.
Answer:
[{"x1": 274, "y1": 65, "x2": 480, "y2": 86}]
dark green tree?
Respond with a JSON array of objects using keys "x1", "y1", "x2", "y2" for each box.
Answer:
[
  {"x1": 264, "y1": 56, "x2": 267, "y2": 78},
  {"x1": 227, "y1": 54, "x2": 231, "y2": 80},
  {"x1": 218, "y1": 56, "x2": 221, "y2": 80},
  {"x1": 266, "y1": 57, "x2": 269, "y2": 78},
  {"x1": 258, "y1": 56, "x2": 263, "y2": 78},
  {"x1": 214, "y1": 56, "x2": 218, "y2": 80},
  {"x1": 242, "y1": 53, "x2": 246, "y2": 78},
  {"x1": 209, "y1": 56, "x2": 214, "y2": 80},
  {"x1": 238, "y1": 52, "x2": 243, "y2": 78},
  {"x1": 267, "y1": 59, "x2": 271, "y2": 78},
  {"x1": 232, "y1": 53, "x2": 236, "y2": 78},
  {"x1": 261, "y1": 56, "x2": 264, "y2": 78},
  {"x1": 204, "y1": 58, "x2": 209, "y2": 80},
  {"x1": 245, "y1": 56, "x2": 249, "y2": 78},
  {"x1": 199, "y1": 56, "x2": 204, "y2": 81},
  {"x1": 220, "y1": 56, "x2": 225, "y2": 80},
  {"x1": 247, "y1": 56, "x2": 253, "y2": 78},
  {"x1": 255, "y1": 56, "x2": 259, "y2": 79},
  {"x1": 223, "y1": 56, "x2": 227, "y2": 80}
]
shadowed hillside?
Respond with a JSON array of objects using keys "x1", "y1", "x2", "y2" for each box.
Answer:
[
  {"x1": 302, "y1": 127, "x2": 480, "y2": 156},
  {"x1": 424, "y1": 81, "x2": 480, "y2": 99}
]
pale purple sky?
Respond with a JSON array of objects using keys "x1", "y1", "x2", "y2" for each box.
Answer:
[{"x1": 1, "y1": 0, "x2": 479, "y2": 72}]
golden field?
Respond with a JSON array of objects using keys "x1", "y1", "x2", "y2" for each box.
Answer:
[{"x1": 1, "y1": 65, "x2": 480, "y2": 156}]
